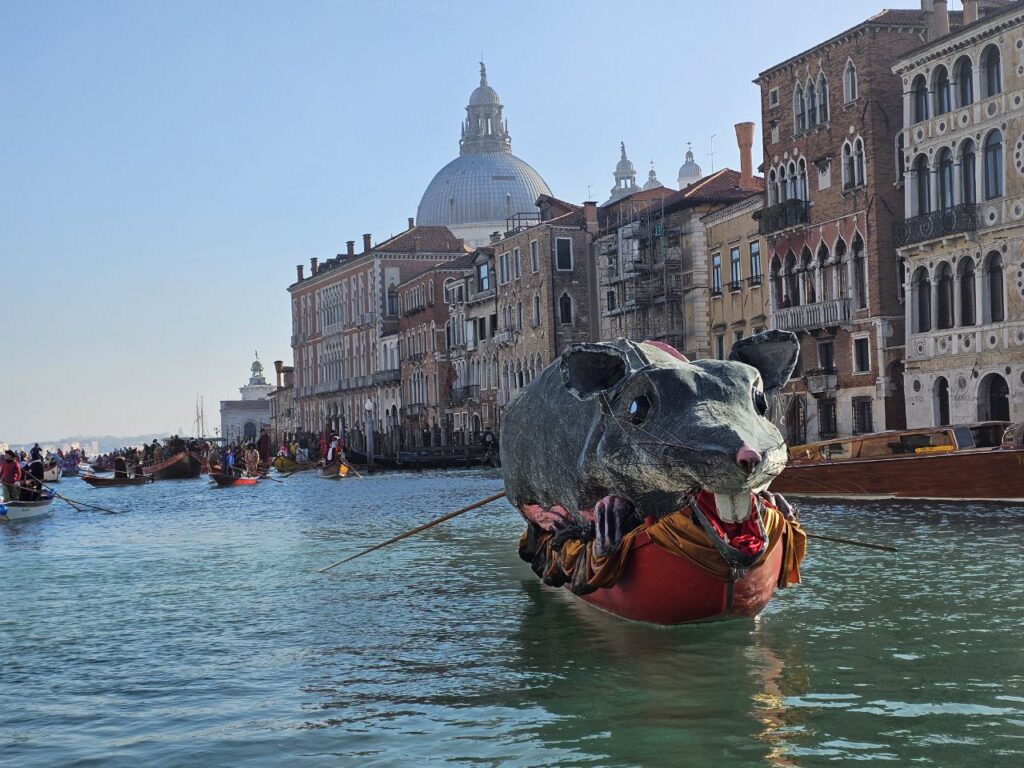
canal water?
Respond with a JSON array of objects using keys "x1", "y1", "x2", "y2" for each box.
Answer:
[{"x1": 1, "y1": 469, "x2": 1021, "y2": 767}]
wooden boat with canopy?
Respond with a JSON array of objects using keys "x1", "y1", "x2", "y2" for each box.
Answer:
[{"x1": 770, "y1": 421, "x2": 1024, "y2": 501}]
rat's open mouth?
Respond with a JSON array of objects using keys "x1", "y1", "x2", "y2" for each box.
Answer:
[{"x1": 691, "y1": 489, "x2": 768, "y2": 564}]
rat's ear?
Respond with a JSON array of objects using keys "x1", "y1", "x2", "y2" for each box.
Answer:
[
  {"x1": 560, "y1": 343, "x2": 630, "y2": 401},
  {"x1": 729, "y1": 330, "x2": 799, "y2": 392}
]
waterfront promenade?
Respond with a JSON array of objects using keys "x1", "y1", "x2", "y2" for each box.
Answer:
[{"x1": 1, "y1": 470, "x2": 1021, "y2": 766}]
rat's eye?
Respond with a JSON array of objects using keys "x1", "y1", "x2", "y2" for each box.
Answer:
[
  {"x1": 752, "y1": 387, "x2": 769, "y2": 417},
  {"x1": 628, "y1": 396, "x2": 651, "y2": 425}
]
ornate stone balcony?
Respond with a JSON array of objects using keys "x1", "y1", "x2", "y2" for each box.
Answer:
[
  {"x1": 892, "y1": 203, "x2": 980, "y2": 248},
  {"x1": 774, "y1": 297, "x2": 852, "y2": 333},
  {"x1": 372, "y1": 368, "x2": 401, "y2": 385}
]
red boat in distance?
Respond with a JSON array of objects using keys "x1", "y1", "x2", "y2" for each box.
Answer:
[{"x1": 209, "y1": 473, "x2": 259, "y2": 487}]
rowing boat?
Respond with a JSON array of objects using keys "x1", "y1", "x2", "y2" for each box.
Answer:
[
  {"x1": 209, "y1": 472, "x2": 259, "y2": 487},
  {"x1": 82, "y1": 475, "x2": 153, "y2": 488},
  {"x1": 0, "y1": 493, "x2": 55, "y2": 522}
]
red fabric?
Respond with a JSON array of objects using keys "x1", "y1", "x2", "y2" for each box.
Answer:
[
  {"x1": 692, "y1": 490, "x2": 767, "y2": 559},
  {"x1": 643, "y1": 340, "x2": 689, "y2": 362},
  {"x1": 1, "y1": 460, "x2": 22, "y2": 484}
]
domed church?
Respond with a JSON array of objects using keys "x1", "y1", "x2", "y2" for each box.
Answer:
[{"x1": 416, "y1": 63, "x2": 552, "y2": 247}]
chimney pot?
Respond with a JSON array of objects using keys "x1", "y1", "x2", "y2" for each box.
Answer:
[
  {"x1": 346, "y1": 240, "x2": 355, "y2": 257},
  {"x1": 363, "y1": 233, "x2": 372, "y2": 252},
  {"x1": 932, "y1": 0, "x2": 949, "y2": 37},
  {"x1": 408, "y1": 217, "x2": 415, "y2": 229},
  {"x1": 296, "y1": 264, "x2": 304, "y2": 282},
  {"x1": 963, "y1": 0, "x2": 978, "y2": 23},
  {"x1": 310, "y1": 257, "x2": 318, "y2": 275},
  {"x1": 734, "y1": 122, "x2": 756, "y2": 192}
]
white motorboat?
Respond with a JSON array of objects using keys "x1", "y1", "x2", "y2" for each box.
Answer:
[{"x1": 0, "y1": 494, "x2": 55, "y2": 522}]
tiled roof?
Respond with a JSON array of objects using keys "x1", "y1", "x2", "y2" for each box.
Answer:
[
  {"x1": 369, "y1": 226, "x2": 468, "y2": 255},
  {"x1": 627, "y1": 169, "x2": 763, "y2": 221}
]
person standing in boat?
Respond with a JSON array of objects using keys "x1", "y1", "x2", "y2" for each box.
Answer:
[
  {"x1": 257, "y1": 429, "x2": 271, "y2": 467},
  {"x1": 243, "y1": 443, "x2": 260, "y2": 477},
  {"x1": 2, "y1": 450, "x2": 22, "y2": 501},
  {"x1": 113, "y1": 455, "x2": 129, "y2": 479}
]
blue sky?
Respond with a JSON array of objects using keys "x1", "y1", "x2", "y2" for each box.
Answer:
[{"x1": 0, "y1": 0, "x2": 943, "y2": 442}]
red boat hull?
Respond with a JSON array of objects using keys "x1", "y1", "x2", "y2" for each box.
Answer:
[
  {"x1": 209, "y1": 473, "x2": 258, "y2": 487},
  {"x1": 578, "y1": 528, "x2": 785, "y2": 625}
]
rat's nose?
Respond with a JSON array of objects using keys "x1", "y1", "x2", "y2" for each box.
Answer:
[{"x1": 736, "y1": 444, "x2": 762, "y2": 475}]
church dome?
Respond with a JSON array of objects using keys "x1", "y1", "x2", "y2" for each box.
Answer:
[
  {"x1": 417, "y1": 152, "x2": 551, "y2": 230},
  {"x1": 677, "y1": 143, "x2": 703, "y2": 189},
  {"x1": 416, "y1": 63, "x2": 552, "y2": 246}
]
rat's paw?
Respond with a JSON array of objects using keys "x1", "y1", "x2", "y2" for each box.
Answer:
[{"x1": 594, "y1": 495, "x2": 634, "y2": 556}]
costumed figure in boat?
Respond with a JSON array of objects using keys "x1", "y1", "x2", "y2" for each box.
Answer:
[{"x1": 500, "y1": 330, "x2": 808, "y2": 625}]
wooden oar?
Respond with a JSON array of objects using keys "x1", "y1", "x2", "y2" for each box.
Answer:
[
  {"x1": 41, "y1": 484, "x2": 124, "y2": 515},
  {"x1": 317, "y1": 491, "x2": 507, "y2": 573},
  {"x1": 341, "y1": 460, "x2": 364, "y2": 479},
  {"x1": 806, "y1": 532, "x2": 897, "y2": 553}
]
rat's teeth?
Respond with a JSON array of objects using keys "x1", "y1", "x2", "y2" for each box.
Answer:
[{"x1": 714, "y1": 492, "x2": 753, "y2": 523}]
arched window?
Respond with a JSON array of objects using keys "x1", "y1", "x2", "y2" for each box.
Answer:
[
  {"x1": 984, "y1": 251, "x2": 1005, "y2": 323},
  {"x1": 807, "y1": 82, "x2": 817, "y2": 126},
  {"x1": 913, "y1": 266, "x2": 932, "y2": 333},
  {"x1": 935, "y1": 377, "x2": 951, "y2": 426},
  {"x1": 984, "y1": 130, "x2": 1003, "y2": 199},
  {"x1": 559, "y1": 293, "x2": 573, "y2": 325},
  {"x1": 787, "y1": 161, "x2": 798, "y2": 199},
  {"x1": 912, "y1": 75, "x2": 929, "y2": 123},
  {"x1": 835, "y1": 237, "x2": 849, "y2": 299},
  {"x1": 784, "y1": 251, "x2": 799, "y2": 307},
  {"x1": 913, "y1": 154, "x2": 931, "y2": 215},
  {"x1": 961, "y1": 139, "x2": 977, "y2": 204},
  {"x1": 818, "y1": 242, "x2": 833, "y2": 301},
  {"x1": 843, "y1": 142, "x2": 855, "y2": 189},
  {"x1": 779, "y1": 165, "x2": 789, "y2": 201},
  {"x1": 955, "y1": 55, "x2": 974, "y2": 107},
  {"x1": 771, "y1": 256, "x2": 784, "y2": 308},
  {"x1": 852, "y1": 235, "x2": 867, "y2": 310},
  {"x1": 844, "y1": 59, "x2": 858, "y2": 102},
  {"x1": 768, "y1": 169, "x2": 777, "y2": 205},
  {"x1": 933, "y1": 65, "x2": 951, "y2": 115},
  {"x1": 798, "y1": 158, "x2": 808, "y2": 200},
  {"x1": 979, "y1": 373, "x2": 1010, "y2": 422},
  {"x1": 937, "y1": 148, "x2": 954, "y2": 210},
  {"x1": 982, "y1": 44, "x2": 1001, "y2": 98},
  {"x1": 958, "y1": 258, "x2": 976, "y2": 326},
  {"x1": 936, "y1": 262, "x2": 954, "y2": 329},
  {"x1": 817, "y1": 73, "x2": 829, "y2": 122},
  {"x1": 854, "y1": 138, "x2": 865, "y2": 186},
  {"x1": 794, "y1": 87, "x2": 806, "y2": 133},
  {"x1": 800, "y1": 247, "x2": 815, "y2": 305}
]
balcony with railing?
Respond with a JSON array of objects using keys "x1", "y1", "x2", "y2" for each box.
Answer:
[
  {"x1": 892, "y1": 203, "x2": 980, "y2": 248},
  {"x1": 493, "y1": 329, "x2": 514, "y2": 346},
  {"x1": 373, "y1": 368, "x2": 401, "y2": 385},
  {"x1": 403, "y1": 403, "x2": 426, "y2": 419},
  {"x1": 773, "y1": 297, "x2": 852, "y2": 332},
  {"x1": 757, "y1": 199, "x2": 810, "y2": 235},
  {"x1": 803, "y1": 367, "x2": 838, "y2": 397},
  {"x1": 448, "y1": 385, "x2": 480, "y2": 405}
]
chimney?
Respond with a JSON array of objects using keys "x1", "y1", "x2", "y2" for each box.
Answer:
[
  {"x1": 932, "y1": 0, "x2": 949, "y2": 38},
  {"x1": 489, "y1": 231, "x2": 502, "y2": 244},
  {"x1": 408, "y1": 217, "x2": 415, "y2": 229},
  {"x1": 363, "y1": 233, "x2": 372, "y2": 252},
  {"x1": 963, "y1": 0, "x2": 978, "y2": 23},
  {"x1": 735, "y1": 122, "x2": 757, "y2": 192},
  {"x1": 346, "y1": 240, "x2": 355, "y2": 257},
  {"x1": 274, "y1": 360, "x2": 284, "y2": 387},
  {"x1": 310, "y1": 257, "x2": 318, "y2": 275},
  {"x1": 583, "y1": 201, "x2": 598, "y2": 235},
  {"x1": 296, "y1": 264, "x2": 304, "y2": 282}
]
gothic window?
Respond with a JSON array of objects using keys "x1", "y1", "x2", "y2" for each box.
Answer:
[
  {"x1": 984, "y1": 251, "x2": 1005, "y2": 323},
  {"x1": 914, "y1": 154, "x2": 931, "y2": 215},
  {"x1": 982, "y1": 44, "x2": 1001, "y2": 98},
  {"x1": 558, "y1": 293, "x2": 573, "y2": 325},
  {"x1": 934, "y1": 65, "x2": 951, "y2": 115},
  {"x1": 794, "y1": 87, "x2": 806, "y2": 133},
  {"x1": 854, "y1": 138, "x2": 865, "y2": 186},
  {"x1": 798, "y1": 158, "x2": 808, "y2": 200},
  {"x1": 938, "y1": 148, "x2": 954, "y2": 210},
  {"x1": 771, "y1": 256, "x2": 784, "y2": 308},
  {"x1": 817, "y1": 73, "x2": 829, "y2": 122},
  {"x1": 844, "y1": 59, "x2": 858, "y2": 102},
  {"x1": 936, "y1": 262, "x2": 954, "y2": 329},
  {"x1": 801, "y1": 247, "x2": 815, "y2": 304},
  {"x1": 784, "y1": 250, "x2": 799, "y2": 307},
  {"x1": 843, "y1": 142, "x2": 855, "y2": 189},
  {"x1": 955, "y1": 55, "x2": 974, "y2": 106},
  {"x1": 959, "y1": 258, "x2": 976, "y2": 326},
  {"x1": 961, "y1": 139, "x2": 977, "y2": 204},
  {"x1": 984, "y1": 130, "x2": 1003, "y2": 199},
  {"x1": 807, "y1": 82, "x2": 817, "y2": 126},
  {"x1": 818, "y1": 242, "x2": 833, "y2": 301},
  {"x1": 912, "y1": 266, "x2": 932, "y2": 333},
  {"x1": 912, "y1": 75, "x2": 929, "y2": 123},
  {"x1": 768, "y1": 169, "x2": 777, "y2": 205}
]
